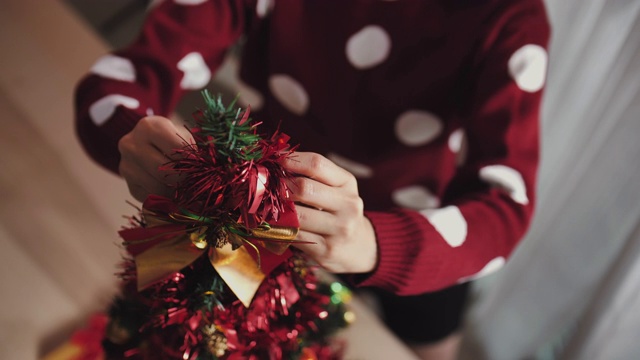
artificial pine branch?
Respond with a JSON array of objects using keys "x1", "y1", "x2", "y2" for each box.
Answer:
[{"x1": 196, "y1": 90, "x2": 262, "y2": 162}]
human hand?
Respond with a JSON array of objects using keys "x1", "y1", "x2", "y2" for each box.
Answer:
[
  {"x1": 118, "y1": 116, "x2": 194, "y2": 202},
  {"x1": 282, "y1": 152, "x2": 378, "y2": 274}
]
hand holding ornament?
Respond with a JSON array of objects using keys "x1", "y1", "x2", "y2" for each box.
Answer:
[
  {"x1": 118, "y1": 116, "x2": 194, "y2": 202},
  {"x1": 283, "y1": 152, "x2": 378, "y2": 274}
]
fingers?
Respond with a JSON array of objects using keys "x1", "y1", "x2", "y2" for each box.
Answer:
[
  {"x1": 295, "y1": 205, "x2": 335, "y2": 235},
  {"x1": 118, "y1": 116, "x2": 193, "y2": 201},
  {"x1": 119, "y1": 130, "x2": 169, "y2": 183},
  {"x1": 282, "y1": 152, "x2": 355, "y2": 189},
  {"x1": 283, "y1": 152, "x2": 360, "y2": 213},
  {"x1": 137, "y1": 116, "x2": 194, "y2": 155},
  {"x1": 293, "y1": 216, "x2": 378, "y2": 274},
  {"x1": 126, "y1": 183, "x2": 155, "y2": 203},
  {"x1": 119, "y1": 153, "x2": 171, "y2": 200},
  {"x1": 144, "y1": 117, "x2": 195, "y2": 185},
  {"x1": 282, "y1": 152, "x2": 376, "y2": 274},
  {"x1": 155, "y1": 122, "x2": 195, "y2": 157},
  {"x1": 287, "y1": 177, "x2": 336, "y2": 212},
  {"x1": 287, "y1": 175, "x2": 363, "y2": 214},
  {"x1": 291, "y1": 229, "x2": 327, "y2": 258}
]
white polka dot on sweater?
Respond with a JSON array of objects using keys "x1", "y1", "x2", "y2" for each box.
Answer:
[
  {"x1": 392, "y1": 185, "x2": 440, "y2": 210},
  {"x1": 237, "y1": 81, "x2": 264, "y2": 111},
  {"x1": 177, "y1": 52, "x2": 211, "y2": 90},
  {"x1": 269, "y1": 74, "x2": 309, "y2": 115},
  {"x1": 174, "y1": 0, "x2": 207, "y2": 5},
  {"x1": 256, "y1": 0, "x2": 273, "y2": 18},
  {"x1": 508, "y1": 44, "x2": 548, "y2": 92},
  {"x1": 89, "y1": 95, "x2": 139, "y2": 126},
  {"x1": 421, "y1": 206, "x2": 467, "y2": 247},
  {"x1": 327, "y1": 153, "x2": 373, "y2": 178},
  {"x1": 448, "y1": 129, "x2": 464, "y2": 152},
  {"x1": 90, "y1": 55, "x2": 136, "y2": 82},
  {"x1": 346, "y1": 25, "x2": 391, "y2": 69},
  {"x1": 479, "y1": 165, "x2": 529, "y2": 205},
  {"x1": 448, "y1": 128, "x2": 467, "y2": 166},
  {"x1": 458, "y1": 257, "x2": 506, "y2": 283},
  {"x1": 395, "y1": 110, "x2": 443, "y2": 146}
]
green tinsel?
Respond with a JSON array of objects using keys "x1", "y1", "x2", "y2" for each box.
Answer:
[{"x1": 196, "y1": 90, "x2": 262, "y2": 162}]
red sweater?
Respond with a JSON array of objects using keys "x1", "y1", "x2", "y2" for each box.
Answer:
[{"x1": 75, "y1": 0, "x2": 550, "y2": 295}]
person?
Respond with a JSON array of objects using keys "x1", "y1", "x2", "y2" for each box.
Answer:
[{"x1": 74, "y1": 1, "x2": 550, "y2": 359}]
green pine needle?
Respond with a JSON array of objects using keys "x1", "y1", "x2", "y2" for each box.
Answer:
[{"x1": 196, "y1": 90, "x2": 263, "y2": 162}]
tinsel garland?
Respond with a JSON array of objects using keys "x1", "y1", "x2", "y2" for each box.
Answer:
[{"x1": 100, "y1": 91, "x2": 352, "y2": 360}]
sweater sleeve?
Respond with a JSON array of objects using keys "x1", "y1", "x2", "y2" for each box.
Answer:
[
  {"x1": 75, "y1": 0, "x2": 251, "y2": 173},
  {"x1": 357, "y1": 4, "x2": 551, "y2": 295}
]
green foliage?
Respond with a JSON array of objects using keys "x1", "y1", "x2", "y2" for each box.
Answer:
[{"x1": 197, "y1": 90, "x2": 263, "y2": 162}]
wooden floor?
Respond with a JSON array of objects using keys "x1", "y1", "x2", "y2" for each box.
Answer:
[{"x1": 0, "y1": 1, "x2": 418, "y2": 359}]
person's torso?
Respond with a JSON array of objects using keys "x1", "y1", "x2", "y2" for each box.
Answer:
[{"x1": 237, "y1": 0, "x2": 506, "y2": 210}]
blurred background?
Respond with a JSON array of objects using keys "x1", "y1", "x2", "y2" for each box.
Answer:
[{"x1": 0, "y1": 1, "x2": 639, "y2": 359}]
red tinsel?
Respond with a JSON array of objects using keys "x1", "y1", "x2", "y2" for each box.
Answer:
[{"x1": 99, "y1": 92, "x2": 349, "y2": 360}]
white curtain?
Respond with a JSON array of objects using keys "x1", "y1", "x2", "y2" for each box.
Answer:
[{"x1": 461, "y1": 0, "x2": 640, "y2": 358}]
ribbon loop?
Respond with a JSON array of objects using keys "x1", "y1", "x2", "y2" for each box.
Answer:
[{"x1": 121, "y1": 196, "x2": 301, "y2": 307}]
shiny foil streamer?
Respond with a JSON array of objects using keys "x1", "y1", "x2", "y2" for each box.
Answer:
[{"x1": 100, "y1": 93, "x2": 349, "y2": 359}]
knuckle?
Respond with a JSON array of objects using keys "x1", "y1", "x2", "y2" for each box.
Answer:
[
  {"x1": 308, "y1": 153, "x2": 326, "y2": 173},
  {"x1": 335, "y1": 222, "x2": 351, "y2": 237},
  {"x1": 296, "y1": 177, "x2": 315, "y2": 197},
  {"x1": 344, "y1": 195, "x2": 364, "y2": 214},
  {"x1": 117, "y1": 135, "x2": 133, "y2": 155},
  {"x1": 353, "y1": 196, "x2": 364, "y2": 212},
  {"x1": 321, "y1": 244, "x2": 335, "y2": 261},
  {"x1": 137, "y1": 116, "x2": 155, "y2": 129},
  {"x1": 137, "y1": 116, "x2": 168, "y2": 136}
]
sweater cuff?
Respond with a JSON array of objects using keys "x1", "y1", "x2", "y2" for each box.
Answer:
[{"x1": 349, "y1": 210, "x2": 441, "y2": 294}]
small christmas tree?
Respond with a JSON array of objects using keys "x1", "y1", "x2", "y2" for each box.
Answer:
[{"x1": 101, "y1": 91, "x2": 353, "y2": 359}]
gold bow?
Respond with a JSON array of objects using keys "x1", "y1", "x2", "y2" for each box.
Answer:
[{"x1": 122, "y1": 204, "x2": 298, "y2": 308}]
